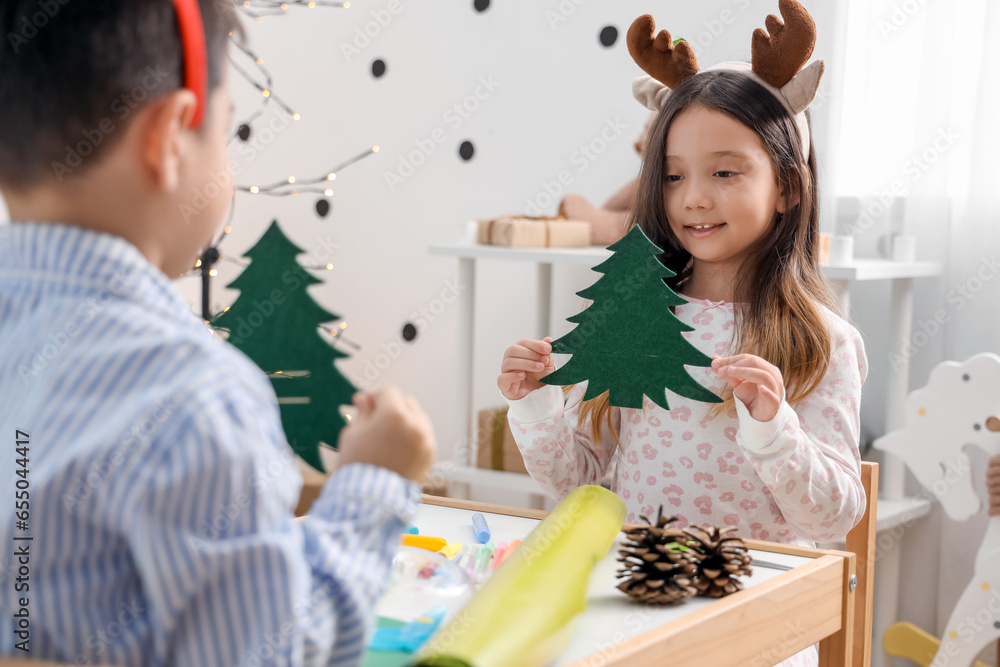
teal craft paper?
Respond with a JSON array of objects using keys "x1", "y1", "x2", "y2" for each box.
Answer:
[
  {"x1": 211, "y1": 220, "x2": 356, "y2": 472},
  {"x1": 541, "y1": 224, "x2": 722, "y2": 410}
]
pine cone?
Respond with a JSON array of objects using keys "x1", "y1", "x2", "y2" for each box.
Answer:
[
  {"x1": 682, "y1": 524, "x2": 753, "y2": 598},
  {"x1": 616, "y1": 508, "x2": 700, "y2": 604}
]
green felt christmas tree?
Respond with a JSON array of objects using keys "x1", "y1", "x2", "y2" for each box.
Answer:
[
  {"x1": 541, "y1": 225, "x2": 722, "y2": 410},
  {"x1": 211, "y1": 220, "x2": 355, "y2": 472}
]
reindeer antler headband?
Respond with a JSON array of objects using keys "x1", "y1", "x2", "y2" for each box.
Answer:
[{"x1": 628, "y1": 0, "x2": 824, "y2": 158}]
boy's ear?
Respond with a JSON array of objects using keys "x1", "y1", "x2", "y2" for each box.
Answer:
[{"x1": 138, "y1": 89, "x2": 200, "y2": 192}]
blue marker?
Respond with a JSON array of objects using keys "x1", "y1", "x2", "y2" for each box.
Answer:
[
  {"x1": 405, "y1": 525, "x2": 419, "y2": 535},
  {"x1": 472, "y1": 512, "x2": 491, "y2": 543}
]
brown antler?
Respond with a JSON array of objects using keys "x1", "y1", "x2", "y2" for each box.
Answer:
[
  {"x1": 627, "y1": 15, "x2": 699, "y2": 89},
  {"x1": 751, "y1": 0, "x2": 817, "y2": 89}
]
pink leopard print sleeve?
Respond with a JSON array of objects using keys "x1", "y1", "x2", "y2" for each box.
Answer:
[
  {"x1": 506, "y1": 383, "x2": 619, "y2": 500},
  {"x1": 734, "y1": 332, "x2": 869, "y2": 542}
]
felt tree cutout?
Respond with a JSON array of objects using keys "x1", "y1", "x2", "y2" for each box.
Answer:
[
  {"x1": 541, "y1": 225, "x2": 722, "y2": 409},
  {"x1": 211, "y1": 220, "x2": 355, "y2": 472}
]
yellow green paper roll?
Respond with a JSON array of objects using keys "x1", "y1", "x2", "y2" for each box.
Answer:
[{"x1": 413, "y1": 485, "x2": 626, "y2": 667}]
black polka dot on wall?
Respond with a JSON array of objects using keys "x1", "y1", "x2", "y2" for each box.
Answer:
[
  {"x1": 459, "y1": 141, "x2": 475, "y2": 161},
  {"x1": 315, "y1": 199, "x2": 331, "y2": 218},
  {"x1": 372, "y1": 59, "x2": 387, "y2": 78},
  {"x1": 474, "y1": 0, "x2": 490, "y2": 11},
  {"x1": 237, "y1": 124, "x2": 251, "y2": 141},
  {"x1": 402, "y1": 322, "x2": 418, "y2": 342},
  {"x1": 599, "y1": 26, "x2": 618, "y2": 47}
]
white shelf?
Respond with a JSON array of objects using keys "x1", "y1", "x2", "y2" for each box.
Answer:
[
  {"x1": 429, "y1": 242, "x2": 943, "y2": 281},
  {"x1": 429, "y1": 243, "x2": 608, "y2": 266},
  {"x1": 874, "y1": 495, "x2": 932, "y2": 533}
]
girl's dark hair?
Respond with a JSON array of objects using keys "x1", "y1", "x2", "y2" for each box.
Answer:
[
  {"x1": 0, "y1": 0, "x2": 241, "y2": 188},
  {"x1": 578, "y1": 69, "x2": 841, "y2": 443}
]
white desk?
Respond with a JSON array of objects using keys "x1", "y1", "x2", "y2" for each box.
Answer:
[{"x1": 405, "y1": 496, "x2": 858, "y2": 666}]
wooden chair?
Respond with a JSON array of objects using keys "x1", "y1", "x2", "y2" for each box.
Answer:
[{"x1": 844, "y1": 461, "x2": 879, "y2": 667}]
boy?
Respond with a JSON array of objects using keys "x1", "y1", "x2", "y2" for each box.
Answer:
[{"x1": 0, "y1": 1, "x2": 436, "y2": 665}]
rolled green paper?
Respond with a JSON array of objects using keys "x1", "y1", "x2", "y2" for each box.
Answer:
[{"x1": 413, "y1": 485, "x2": 626, "y2": 667}]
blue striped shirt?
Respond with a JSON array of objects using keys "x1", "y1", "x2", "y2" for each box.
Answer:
[{"x1": 0, "y1": 222, "x2": 421, "y2": 666}]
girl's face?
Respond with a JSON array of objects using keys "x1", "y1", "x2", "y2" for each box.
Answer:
[{"x1": 662, "y1": 106, "x2": 788, "y2": 268}]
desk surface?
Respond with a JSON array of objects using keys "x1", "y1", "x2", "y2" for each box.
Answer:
[
  {"x1": 360, "y1": 496, "x2": 855, "y2": 665},
  {"x1": 413, "y1": 502, "x2": 816, "y2": 666}
]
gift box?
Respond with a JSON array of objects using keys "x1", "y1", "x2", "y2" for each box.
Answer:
[
  {"x1": 477, "y1": 216, "x2": 591, "y2": 248},
  {"x1": 476, "y1": 406, "x2": 528, "y2": 475}
]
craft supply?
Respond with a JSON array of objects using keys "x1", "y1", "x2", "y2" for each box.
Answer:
[
  {"x1": 370, "y1": 605, "x2": 448, "y2": 653},
  {"x1": 405, "y1": 525, "x2": 420, "y2": 535},
  {"x1": 401, "y1": 535, "x2": 447, "y2": 552},
  {"x1": 414, "y1": 485, "x2": 626, "y2": 667},
  {"x1": 490, "y1": 542, "x2": 509, "y2": 571},
  {"x1": 497, "y1": 539, "x2": 521, "y2": 567},
  {"x1": 472, "y1": 512, "x2": 491, "y2": 543},
  {"x1": 438, "y1": 542, "x2": 463, "y2": 559}
]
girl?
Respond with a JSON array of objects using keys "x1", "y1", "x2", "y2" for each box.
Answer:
[{"x1": 497, "y1": 7, "x2": 866, "y2": 665}]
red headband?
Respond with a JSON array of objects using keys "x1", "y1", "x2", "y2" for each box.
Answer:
[{"x1": 172, "y1": 0, "x2": 208, "y2": 128}]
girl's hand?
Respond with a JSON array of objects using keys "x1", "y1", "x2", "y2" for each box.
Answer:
[
  {"x1": 498, "y1": 337, "x2": 556, "y2": 401},
  {"x1": 712, "y1": 354, "x2": 785, "y2": 422}
]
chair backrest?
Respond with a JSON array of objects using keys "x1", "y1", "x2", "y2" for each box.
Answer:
[{"x1": 844, "y1": 461, "x2": 879, "y2": 667}]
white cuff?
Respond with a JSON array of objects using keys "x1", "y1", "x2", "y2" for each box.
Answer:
[
  {"x1": 735, "y1": 395, "x2": 795, "y2": 454},
  {"x1": 504, "y1": 384, "x2": 564, "y2": 424}
]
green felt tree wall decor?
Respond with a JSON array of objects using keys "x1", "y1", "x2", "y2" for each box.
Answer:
[
  {"x1": 541, "y1": 224, "x2": 722, "y2": 410},
  {"x1": 211, "y1": 220, "x2": 355, "y2": 472}
]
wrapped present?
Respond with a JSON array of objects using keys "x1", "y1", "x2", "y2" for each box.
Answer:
[
  {"x1": 476, "y1": 406, "x2": 528, "y2": 475},
  {"x1": 477, "y1": 216, "x2": 591, "y2": 248}
]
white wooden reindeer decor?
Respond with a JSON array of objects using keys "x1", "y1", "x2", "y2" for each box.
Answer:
[{"x1": 874, "y1": 352, "x2": 1000, "y2": 667}]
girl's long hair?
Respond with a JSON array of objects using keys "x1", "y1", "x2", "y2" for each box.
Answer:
[{"x1": 578, "y1": 69, "x2": 841, "y2": 447}]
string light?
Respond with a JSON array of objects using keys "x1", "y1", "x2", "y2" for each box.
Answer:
[
  {"x1": 235, "y1": 0, "x2": 348, "y2": 19},
  {"x1": 228, "y1": 39, "x2": 299, "y2": 134},
  {"x1": 321, "y1": 325, "x2": 362, "y2": 352},
  {"x1": 238, "y1": 146, "x2": 379, "y2": 197}
]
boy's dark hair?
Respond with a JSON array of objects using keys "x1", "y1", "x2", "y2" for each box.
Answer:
[{"x1": 0, "y1": 0, "x2": 240, "y2": 189}]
